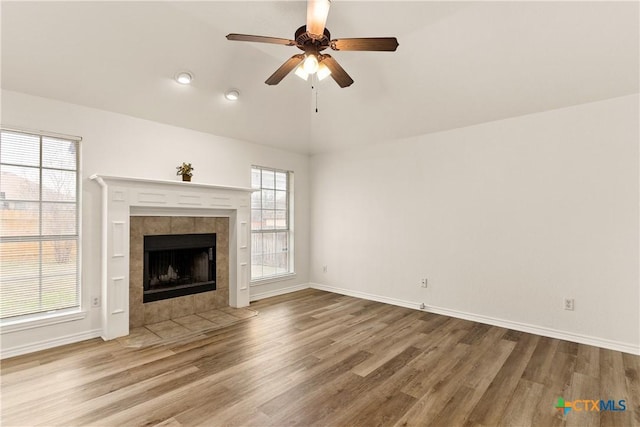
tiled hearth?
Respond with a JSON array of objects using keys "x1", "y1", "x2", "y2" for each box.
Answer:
[
  {"x1": 119, "y1": 306, "x2": 258, "y2": 348},
  {"x1": 129, "y1": 216, "x2": 229, "y2": 328}
]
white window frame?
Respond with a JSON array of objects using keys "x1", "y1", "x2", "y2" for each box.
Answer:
[
  {"x1": 250, "y1": 165, "x2": 295, "y2": 283},
  {"x1": 0, "y1": 127, "x2": 83, "y2": 325}
]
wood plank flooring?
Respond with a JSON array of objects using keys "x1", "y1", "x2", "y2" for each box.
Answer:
[{"x1": 1, "y1": 289, "x2": 638, "y2": 426}]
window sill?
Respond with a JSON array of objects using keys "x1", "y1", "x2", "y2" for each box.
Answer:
[
  {"x1": 250, "y1": 273, "x2": 297, "y2": 287},
  {"x1": 0, "y1": 310, "x2": 87, "y2": 334}
]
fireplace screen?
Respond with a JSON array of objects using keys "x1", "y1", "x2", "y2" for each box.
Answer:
[{"x1": 143, "y1": 233, "x2": 216, "y2": 303}]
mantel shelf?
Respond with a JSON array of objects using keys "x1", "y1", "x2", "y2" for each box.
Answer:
[{"x1": 89, "y1": 174, "x2": 255, "y2": 193}]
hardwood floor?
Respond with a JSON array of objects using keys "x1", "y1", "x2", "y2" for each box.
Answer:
[{"x1": 1, "y1": 289, "x2": 639, "y2": 426}]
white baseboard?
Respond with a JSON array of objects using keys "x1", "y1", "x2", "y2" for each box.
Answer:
[
  {"x1": 1, "y1": 329, "x2": 103, "y2": 359},
  {"x1": 309, "y1": 283, "x2": 640, "y2": 356},
  {"x1": 4, "y1": 285, "x2": 636, "y2": 357},
  {"x1": 250, "y1": 283, "x2": 310, "y2": 302}
]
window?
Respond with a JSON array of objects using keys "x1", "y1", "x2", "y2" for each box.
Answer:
[
  {"x1": 0, "y1": 129, "x2": 80, "y2": 320},
  {"x1": 251, "y1": 166, "x2": 293, "y2": 280}
]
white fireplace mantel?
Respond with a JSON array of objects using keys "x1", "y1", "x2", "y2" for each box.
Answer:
[{"x1": 90, "y1": 174, "x2": 253, "y2": 340}]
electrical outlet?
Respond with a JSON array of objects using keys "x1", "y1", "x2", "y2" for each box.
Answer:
[
  {"x1": 92, "y1": 296, "x2": 100, "y2": 308},
  {"x1": 421, "y1": 278, "x2": 428, "y2": 288},
  {"x1": 563, "y1": 298, "x2": 574, "y2": 311},
  {"x1": 322, "y1": 265, "x2": 327, "y2": 273}
]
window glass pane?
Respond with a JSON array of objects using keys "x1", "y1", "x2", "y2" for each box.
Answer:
[
  {"x1": 42, "y1": 138, "x2": 77, "y2": 170},
  {"x1": 0, "y1": 201, "x2": 39, "y2": 236},
  {"x1": 1, "y1": 241, "x2": 41, "y2": 318},
  {"x1": 251, "y1": 210, "x2": 262, "y2": 231},
  {"x1": 276, "y1": 231, "x2": 289, "y2": 253},
  {"x1": 41, "y1": 274, "x2": 78, "y2": 311},
  {"x1": 251, "y1": 255, "x2": 263, "y2": 278},
  {"x1": 263, "y1": 232, "x2": 275, "y2": 256},
  {"x1": 262, "y1": 189, "x2": 275, "y2": 210},
  {"x1": 41, "y1": 240, "x2": 78, "y2": 311},
  {"x1": 261, "y1": 169, "x2": 275, "y2": 189},
  {"x1": 0, "y1": 241, "x2": 40, "y2": 281},
  {"x1": 251, "y1": 191, "x2": 262, "y2": 209},
  {"x1": 42, "y1": 239, "x2": 77, "y2": 269},
  {"x1": 43, "y1": 203, "x2": 76, "y2": 235},
  {"x1": 261, "y1": 210, "x2": 275, "y2": 229},
  {"x1": 275, "y1": 210, "x2": 287, "y2": 229},
  {"x1": 251, "y1": 233, "x2": 263, "y2": 256},
  {"x1": 261, "y1": 232, "x2": 276, "y2": 277},
  {"x1": 0, "y1": 132, "x2": 39, "y2": 166},
  {"x1": 275, "y1": 190, "x2": 287, "y2": 210},
  {"x1": 251, "y1": 168, "x2": 261, "y2": 189},
  {"x1": 0, "y1": 165, "x2": 40, "y2": 201},
  {"x1": 0, "y1": 276, "x2": 41, "y2": 319},
  {"x1": 42, "y1": 169, "x2": 76, "y2": 202},
  {"x1": 275, "y1": 171, "x2": 287, "y2": 190},
  {"x1": 262, "y1": 252, "x2": 277, "y2": 277},
  {"x1": 276, "y1": 253, "x2": 289, "y2": 275}
]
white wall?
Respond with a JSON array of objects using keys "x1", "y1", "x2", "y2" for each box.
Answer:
[
  {"x1": 0, "y1": 90, "x2": 310, "y2": 356},
  {"x1": 2, "y1": 90, "x2": 638, "y2": 356},
  {"x1": 310, "y1": 94, "x2": 640, "y2": 353}
]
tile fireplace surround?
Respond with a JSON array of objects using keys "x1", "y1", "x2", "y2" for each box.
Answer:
[
  {"x1": 129, "y1": 216, "x2": 229, "y2": 328},
  {"x1": 91, "y1": 175, "x2": 253, "y2": 340}
]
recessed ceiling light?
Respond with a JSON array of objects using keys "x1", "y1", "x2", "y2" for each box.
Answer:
[
  {"x1": 225, "y1": 89, "x2": 240, "y2": 101},
  {"x1": 175, "y1": 71, "x2": 193, "y2": 85}
]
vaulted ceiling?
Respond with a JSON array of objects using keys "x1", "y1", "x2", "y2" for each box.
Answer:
[{"x1": 2, "y1": 1, "x2": 638, "y2": 154}]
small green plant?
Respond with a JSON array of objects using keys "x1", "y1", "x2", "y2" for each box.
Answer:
[{"x1": 176, "y1": 162, "x2": 194, "y2": 177}]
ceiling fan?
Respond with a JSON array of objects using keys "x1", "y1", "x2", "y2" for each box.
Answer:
[{"x1": 226, "y1": 0, "x2": 399, "y2": 88}]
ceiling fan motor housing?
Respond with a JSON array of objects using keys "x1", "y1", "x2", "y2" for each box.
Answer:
[{"x1": 295, "y1": 25, "x2": 331, "y2": 51}]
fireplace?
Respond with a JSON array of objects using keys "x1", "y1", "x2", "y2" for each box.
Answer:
[
  {"x1": 143, "y1": 233, "x2": 216, "y2": 303},
  {"x1": 91, "y1": 174, "x2": 251, "y2": 340}
]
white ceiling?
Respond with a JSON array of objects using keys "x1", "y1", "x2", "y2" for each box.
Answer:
[{"x1": 2, "y1": 1, "x2": 638, "y2": 155}]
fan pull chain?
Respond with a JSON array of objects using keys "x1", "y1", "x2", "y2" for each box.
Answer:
[{"x1": 311, "y1": 74, "x2": 319, "y2": 113}]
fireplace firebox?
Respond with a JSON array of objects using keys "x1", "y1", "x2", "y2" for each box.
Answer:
[{"x1": 143, "y1": 233, "x2": 216, "y2": 303}]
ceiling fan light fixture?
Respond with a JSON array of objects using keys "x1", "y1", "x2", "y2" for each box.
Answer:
[
  {"x1": 294, "y1": 65, "x2": 309, "y2": 81},
  {"x1": 317, "y1": 62, "x2": 331, "y2": 80},
  {"x1": 302, "y1": 54, "x2": 319, "y2": 74},
  {"x1": 224, "y1": 89, "x2": 240, "y2": 101},
  {"x1": 175, "y1": 71, "x2": 193, "y2": 85}
]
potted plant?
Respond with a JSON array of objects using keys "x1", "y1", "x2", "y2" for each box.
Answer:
[{"x1": 176, "y1": 162, "x2": 194, "y2": 182}]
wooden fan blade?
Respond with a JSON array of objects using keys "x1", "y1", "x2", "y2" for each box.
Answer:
[
  {"x1": 321, "y1": 55, "x2": 354, "y2": 88},
  {"x1": 306, "y1": 0, "x2": 331, "y2": 37},
  {"x1": 226, "y1": 34, "x2": 296, "y2": 46},
  {"x1": 330, "y1": 37, "x2": 399, "y2": 51},
  {"x1": 265, "y1": 55, "x2": 305, "y2": 85}
]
